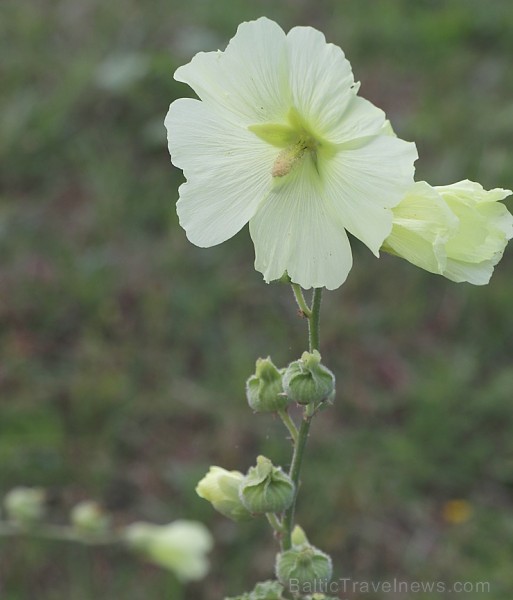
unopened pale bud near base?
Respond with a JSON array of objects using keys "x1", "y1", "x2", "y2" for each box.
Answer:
[
  {"x1": 283, "y1": 351, "x2": 335, "y2": 407},
  {"x1": 239, "y1": 456, "x2": 295, "y2": 515},
  {"x1": 70, "y1": 500, "x2": 110, "y2": 534},
  {"x1": 124, "y1": 520, "x2": 213, "y2": 581},
  {"x1": 246, "y1": 357, "x2": 290, "y2": 413},
  {"x1": 4, "y1": 487, "x2": 46, "y2": 525},
  {"x1": 276, "y1": 543, "x2": 333, "y2": 591},
  {"x1": 196, "y1": 466, "x2": 252, "y2": 521}
]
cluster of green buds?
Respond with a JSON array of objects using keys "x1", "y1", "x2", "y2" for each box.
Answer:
[
  {"x1": 196, "y1": 456, "x2": 295, "y2": 520},
  {"x1": 245, "y1": 351, "x2": 335, "y2": 414},
  {"x1": 197, "y1": 348, "x2": 336, "y2": 599}
]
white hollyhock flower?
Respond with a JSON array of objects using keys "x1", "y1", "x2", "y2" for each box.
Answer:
[
  {"x1": 384, "y1": 180, "x2": 513, "y2": 284},
  {"x1": 166, "y1": 17, "x2": 417, "y2": 289}
]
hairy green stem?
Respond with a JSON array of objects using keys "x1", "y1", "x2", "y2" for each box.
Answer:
[
  {"x1": 266, "y1": 512, "x2": 285, "y2": 534},
  {"x1": 281, "y1": 415, "x2": 312, "y2": 551},
  {"x1": 291, "y1": 283, "x2": 312, "y2": 318},
  {"x1": 308, "y1": 288, "x2": 322, "y2": 353},
  {"x1": 282, "y1": 287, "x2": 323, "y2": 551}
]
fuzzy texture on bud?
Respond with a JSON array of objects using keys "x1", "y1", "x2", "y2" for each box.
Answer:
[
  {"x1": 124, "y1": 520, "x2": 213, "y2": 581},
  {"x1": 246, "y1": 357, "x2": 290, "y2": 413},
  {"x1": 4, "y1": 487, "x2": 46, "y2": 525},
  {"x1": 196, "y1": 466, "x2": 252, "y2": 521},
  {"x1": 70, "y1": 500, "x2": 110, "y2": 534},
  {"x1": 276, "y1": 543, "x2": 333, "y2": 591},
  {"x1": 283, "y1": 351, "x2": 335, "y2": 407},
  {"x1": 239, "y1": 456, "x2": 295, "y2": 515}
]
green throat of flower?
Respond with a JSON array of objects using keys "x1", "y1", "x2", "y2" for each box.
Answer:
[{"x1": 249, "y1": 108, "x2": 331, "y2": 179}]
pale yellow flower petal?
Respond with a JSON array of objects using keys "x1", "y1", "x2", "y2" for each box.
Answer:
[
  {"x1": 324, "y1": 135, "x2": 418, "y2": 255},
  {"x1": 166, "y1": 98, "x2": 275, "y2": 247},
  {"x1": 384, "y1": 181, "x2": 457, "y2": 274},
  {"x1": 286, "y1": 26, "x2": 355, "y2": 139},
  {"x1": 250, "y1": 159, "x2": 353, "y2": 290},
  {"x1": 174, "y1": 17, "x2": 289, "y2": 125}
]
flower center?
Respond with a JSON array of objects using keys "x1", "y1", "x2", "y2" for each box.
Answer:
[
  {"x1": 248, "y1": 108, "x2": 323, "y2": 178},
  {"x1": 271, "y1": 135, "x2": 318, "y2": 178}
]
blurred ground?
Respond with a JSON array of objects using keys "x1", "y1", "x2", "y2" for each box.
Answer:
[{"x1": 1, "y1": 0, "x2": 513, "y2": 598}]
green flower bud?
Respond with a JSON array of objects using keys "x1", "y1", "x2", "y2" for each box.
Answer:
[
  {"x1": 70, "y1": 500, "x2": 110, "y2": 534},
  {"x1": 291, "y1": 524, "x2": 309, "y2": 547},
  {"x1": 276, "y1": 544, "x2": 333, "y2": 591},
  {"x1": 124, "y1": 519, "x2": 213, "y2": 582},
  {"x1": 4, "y1": 487, "x2": 46, "y2": 525},
  {"x1": 283, "y1": 351, "x2": 335, "y2": 407},
  {"x1": 239, "y1": 456, "x2": 294, "y2": 515},
  {"x1": 196, "y1": 466, "x2": 252, "y2": 521},
  {"x1": 246, "y1": 357, "x2": 290, "y2": 413}
]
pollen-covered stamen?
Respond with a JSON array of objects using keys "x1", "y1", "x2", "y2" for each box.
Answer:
[{"x1": 272, "y1": 137, "x2": 318, "y2": 178}]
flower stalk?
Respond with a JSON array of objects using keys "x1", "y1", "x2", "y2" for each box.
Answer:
[{"x1": 281, "y1": 287, "x2": 323, "y2": 552}]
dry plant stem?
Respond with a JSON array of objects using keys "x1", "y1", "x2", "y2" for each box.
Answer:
[{"x1": 281, "y1": 287, "x2": 323, "y2": 551}]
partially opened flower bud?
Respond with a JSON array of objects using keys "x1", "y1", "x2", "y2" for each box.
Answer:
[
  {"x1": 124, "y1": 520, "x2": 213, "y2": 581},
  {"x1": 291, "y1": 524, "x2": 309, "y2": 547},
  {"x1": 4, "y1": 487, "x2": 46, "y2": 526},
  {"x1": 239, "y1": 456, "x2": 295, "y2": 514},
  {"x1": 383, "y1": 180, "x2": 513, "y2": 284},
  {"x1": 246, "y1": 357, "x2": 290, "y2": 413},
  {"x1": 196, "y1": 466, "x2": 252, "y2": 521},
  {"x1": 283, "y1": 351, "x2": 335, "y2": 407},
  {"x1": 276, "y1": 543, "x2": 333, "y2": 591},
  {"x1": 70, "y1": 500, "x2": 110, "y2": 534}
]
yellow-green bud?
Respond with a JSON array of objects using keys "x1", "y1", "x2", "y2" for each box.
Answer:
[
  {"x1": 70, "y1": 500, "x2": 110, "y2": 534},
  {"x1": 239, "y1": 456, "x2": 295, "y2": 515},
  {"x1": 196, "y1": 466, "x2": 252, "y2": 521},
  {"x1": 246, "y1": 357, "x2": 290, "y2": 413},
  {"x1": 283, "y1": 351, "x2": 335, "y2": 407},
  {"x1": 291, "y1": 524, "x2": 309, "y2": 547},
  {"x1": 4, "y1": 487, "x2": 46, "y2": 525},
  {"x1": 276, "y1": 544, "x2": 333, "y2": 591}
]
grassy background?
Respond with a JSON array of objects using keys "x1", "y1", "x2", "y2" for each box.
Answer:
[{"x1": 2, "y1": 0, "x2": 513, "y2": 598}]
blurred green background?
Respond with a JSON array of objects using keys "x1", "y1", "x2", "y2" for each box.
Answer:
[{"x1": 1, "y1": 0, "x2": 513, "y2": 598}]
